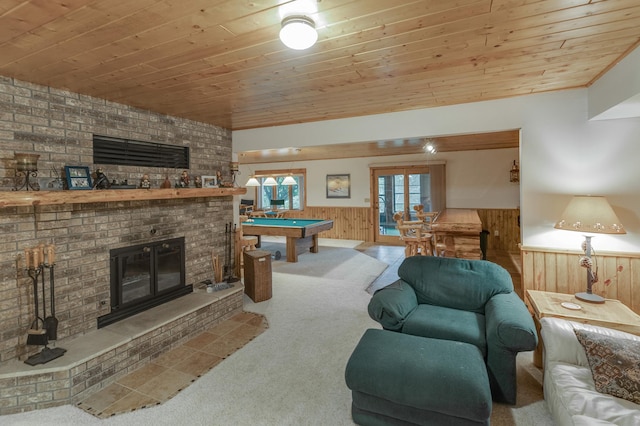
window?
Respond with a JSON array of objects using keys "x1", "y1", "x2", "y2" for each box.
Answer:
[
  {"x1": 253, "y1": 169, "x2": 306, "y2": 211},
  {"x1": 373, "y1": 165, "x2": 443, "y2": 243}
]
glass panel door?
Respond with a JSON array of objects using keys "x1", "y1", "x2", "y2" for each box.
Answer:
[
  {"x1": 156, "y1": 242, "x2": 183, "y2": 293},
  {"x1": 120, "y1": 250, "x2": 151, "y2": 305},
  {"x1": 373, "y1": 166, "x2": 431, "y2": 244}
]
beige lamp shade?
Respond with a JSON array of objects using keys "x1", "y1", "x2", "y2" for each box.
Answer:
[
  {"x1": 554, "y1": 196, "x2": 625, "y2": 234},
  {"x1": 245, "y1": 177, "x2": 260, "y2": 187},
  {"x1": 262, "y1": 177, "x2": 278, "y2": 186},
  {"x1": 281, "y1": 175, "x2": 297, "y2": 186}
]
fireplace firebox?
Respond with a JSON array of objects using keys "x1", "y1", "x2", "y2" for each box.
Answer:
[{"x1": 97, "y1": 237, "x2": 192, "y2": 328}]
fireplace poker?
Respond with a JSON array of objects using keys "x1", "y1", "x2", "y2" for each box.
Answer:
[
  {"x1": 227, "y1": 224, "x2": 240, "y2": 283},
  {"x1": 222, "y1": 222, "x2": 239, "y2": 284},
  {"x1": 43, "y1": 245, "x2": 58, "y2": 340},
  {"x1": 25, "y1": 262, "x2": 48, "y2": 347}
]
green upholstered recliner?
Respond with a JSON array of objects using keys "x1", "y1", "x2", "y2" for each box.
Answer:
[{"x1": 368, "y1": 255, "x2": 537, "y2": 404}]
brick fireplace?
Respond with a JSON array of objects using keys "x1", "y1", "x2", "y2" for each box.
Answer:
[{"x1": 0, "y1": 77, "x2": 245, "y2": 413}]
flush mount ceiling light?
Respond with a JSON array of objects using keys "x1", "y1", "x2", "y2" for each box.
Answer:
[{"x1": 279, "y1": 15, "x2": 318, "y2": 50}]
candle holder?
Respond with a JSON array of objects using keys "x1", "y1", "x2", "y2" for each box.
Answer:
[{"x1": 13, "y1": 153, "x2": 40, "y2": 191}]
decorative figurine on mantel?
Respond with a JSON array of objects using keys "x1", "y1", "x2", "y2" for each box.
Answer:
[
  {"x1": 180, "y1": 170, "x2": 190, "y2": 187},
  {"x1": 194, "y1": 175, "x2": 202, "y2": 188},
  {"x1": 216, "y1": 170, "x2": 223, "y2": 186},
  {"x1": 140, "y1": 174, "x2": 151, "y2": 189},
  {"x1": 93, "y1": 168, "x2": 110, "y2": 189},
  {"x1": 160, "y1": 175, "x2": 172, "y2": 188}
]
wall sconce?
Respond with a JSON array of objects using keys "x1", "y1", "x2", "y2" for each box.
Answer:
[
  {"x1": 510, "y1": 160, "x2": 519, "y2": 183},
  {"x1": 13, "y1": 153, "x2": 40, "y2": 191}
]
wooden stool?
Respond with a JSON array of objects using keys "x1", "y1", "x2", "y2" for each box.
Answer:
[
  {"x1": 398, "y1": 224, "x2": 432, "y2": 257},
  {"x1": 431, "y1": 231, "x2": 449, "y2": 257},
  {"x1": 236, "y1": 216, "x2": 259, "y2": 277}
]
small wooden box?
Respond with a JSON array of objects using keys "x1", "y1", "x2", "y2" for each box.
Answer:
[{"x1": 243, "y1": 250, "x2": 272, "y2": 302}]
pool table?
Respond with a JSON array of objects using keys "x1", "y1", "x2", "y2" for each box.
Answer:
[{"x1": 241, "y1": 218, "x2": 334, "y2": 262}]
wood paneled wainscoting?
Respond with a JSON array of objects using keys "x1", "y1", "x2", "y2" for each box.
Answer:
[
  {"x1": 286, "y1": 207, "x2": 520, "y2": 246},
  {"x1": 477, "y1": 209, "x2": 521, "y2": 252},
  {"x1": 521, "y1": 247, "x2": 640, "y2": 315},
  {"x1": 287, "y1": 207, "x2": 373, "y2": 242}
]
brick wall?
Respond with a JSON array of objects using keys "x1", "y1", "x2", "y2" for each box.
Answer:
[{"x1": 0, "y1": 76, "x2": 236, "y2": 364}]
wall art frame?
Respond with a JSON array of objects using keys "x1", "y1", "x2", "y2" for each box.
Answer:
[{"x1": 326, "y1": 174, "x2": 350, "y2": 199}]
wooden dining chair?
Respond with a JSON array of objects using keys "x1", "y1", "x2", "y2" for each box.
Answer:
[
  {"x1": 394, "y1": 212, "x2": 433, "y2": 257},
  {"x1": 413, "y1": 205, "x2": 439, "y2": 230},
  {"x1": 268, "y1": 199, "x2": 287, "y2": 218}
]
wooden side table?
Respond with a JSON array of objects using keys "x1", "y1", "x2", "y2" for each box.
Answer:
[{"x1": 526, "y1": 290, "x2": 640, "y2": 368}]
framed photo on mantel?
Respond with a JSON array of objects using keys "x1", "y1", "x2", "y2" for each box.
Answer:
[
  {"x1": 64, "y1": 166, "x2": 93, "y2": 190},
  {"x1": 326, "y1": 174, "x2": 350, "y2": 199},
  {"x1": 202, "y1": 175, "x2": 217, "y2": 188}
]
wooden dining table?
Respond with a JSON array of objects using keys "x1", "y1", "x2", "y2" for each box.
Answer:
[{"x1": 430, "y1": 208, "x2": 482, "y2": 260}]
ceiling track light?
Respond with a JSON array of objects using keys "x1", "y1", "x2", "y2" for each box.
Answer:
[{"x1": 279, "y1": 15, "x2": 318, "y2": 50}]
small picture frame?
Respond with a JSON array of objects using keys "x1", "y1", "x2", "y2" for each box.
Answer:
[
  {"x1": 326, "y1": 174, "x2": 350, "y2": 199},
  {"x1": 64, "y1": 166, "x2": 93, "y2": 190},
  {"x1": 201, "y1": 175, "x2": 217, "y2": 188}
]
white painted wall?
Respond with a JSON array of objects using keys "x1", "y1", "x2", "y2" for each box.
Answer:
[
  {"x1": 589, "y1": 46, "x2": 640, "y2": 120},
  {"x1": 239, "y1": 148, "x2": 520, "y2": 209},
  {"x1": 235, "y1": 77, "x2": 640, "y2": 254}
]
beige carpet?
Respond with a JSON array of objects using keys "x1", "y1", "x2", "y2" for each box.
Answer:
[
  {"x1": 262, "y1": 238, "x2": 389, "y2": 290},
  {"x1": 492, "y1": 352, "x2": 554, "y2": 425},
  {"x1": 2, "y1": 240, "x2": 552, "y2": 425}
]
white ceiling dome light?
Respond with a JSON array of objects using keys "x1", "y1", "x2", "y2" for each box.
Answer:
[{"x1": 279, "y1": 15, "x2": 318, "y2": 50}]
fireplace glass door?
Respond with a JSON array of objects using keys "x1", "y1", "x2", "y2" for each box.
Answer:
[
  {"x1": 157, "y1": 241, "x2": 184, "y2": 293},
  {"x1": 120, "y1": 248, "x2": 152, "y2": 305},
  {"x1": 99, "y1": 237, "x2": 191, "y2": 328}
]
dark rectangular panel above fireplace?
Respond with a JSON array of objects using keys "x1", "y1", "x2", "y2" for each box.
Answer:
[{"x1": 97, "y1": 237, "x2": 192, "y2": 328}]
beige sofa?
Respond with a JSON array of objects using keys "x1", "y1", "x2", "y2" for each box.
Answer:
[{"x1": 540, "y1": 317, "x2": 640, "y2": 425}]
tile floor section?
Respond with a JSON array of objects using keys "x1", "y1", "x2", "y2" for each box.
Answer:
[
  {"x1": 77, "y1": 243, "x2": 520, "y2": 419},
  {"x1": 77, "y1": 311, "x2": 268, "y2": 418}
]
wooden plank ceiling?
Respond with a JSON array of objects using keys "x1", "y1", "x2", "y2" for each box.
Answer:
[{"x1": 1, "y1": 0, "x2": 639, "y2": 155}]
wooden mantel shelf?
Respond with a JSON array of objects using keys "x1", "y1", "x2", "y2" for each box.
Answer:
[{"x1": 0, "y1": 187, "x2": 246, "y2": 208}]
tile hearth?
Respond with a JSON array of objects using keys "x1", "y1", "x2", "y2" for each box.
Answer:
[
  {"x1": 0, "y1": 285, "x2": 245, "y2": 415},
  {"x1": 77, "y1": 311, "x2": 268, "y2": 418}
]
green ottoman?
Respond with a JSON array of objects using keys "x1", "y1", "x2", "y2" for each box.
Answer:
[{"x1": 345, "y1": 329, "x2": 492, "y2": 426}]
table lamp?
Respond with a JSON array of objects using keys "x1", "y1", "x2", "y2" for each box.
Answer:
[{"x1": 554, "y1": 195, "x2": 625, "y2": 303}]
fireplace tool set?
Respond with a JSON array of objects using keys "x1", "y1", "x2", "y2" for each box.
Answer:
[
  {"x1": 224, "y1": 222, "x2": 240, "y2": 285},
  {"x1": 23, "y1": 244, "x2": 66, "y2": 365}
]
